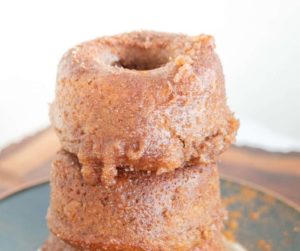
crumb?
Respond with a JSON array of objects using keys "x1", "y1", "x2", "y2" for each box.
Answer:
[
  {"x1": 241, "y1": 187, "x2": 257, "y2": 202},
  {"x1": 249, "y1": 211, "x2": 260, "y2": 220},
  {"x1": 257, "y1": 240, "x2": 272, "y2": 251},
  {"x1": 223, "y1": 230, "x2": 235, "y2": 242},
  {"x1": 293, "y1": 226, "x2": 300, "y2": 232},
  {"x1": 228, "y1": 219, "x2": 239, "y2": 231}
]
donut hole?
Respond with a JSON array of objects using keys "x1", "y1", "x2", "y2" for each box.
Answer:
[{"x1": 113, "y1": 47, "x2": 170, "y2": 71}]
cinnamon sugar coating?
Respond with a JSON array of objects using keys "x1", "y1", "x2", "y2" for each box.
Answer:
[
  {"x1": 42, "y1": 232, "x2": 225, "y2": 251},
  {"x1": 50, "y1": 31, "x2": 238, "y2": 185},
  {"x1": 47, "y1": 150, "x2": 225, "y2": 251}
]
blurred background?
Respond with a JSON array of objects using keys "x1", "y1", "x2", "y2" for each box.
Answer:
[{"x1": 0, "y1": 0, "x2": 300, "y2": 152}]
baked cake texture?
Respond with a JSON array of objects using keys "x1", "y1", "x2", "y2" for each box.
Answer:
[{"x1": 43, "y1": 31, "x2": 238, "y2": 251}]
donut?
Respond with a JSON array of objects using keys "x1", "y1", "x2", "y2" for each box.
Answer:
[
  {"x1": 50, "y1": 31, "x2": 238, "y2": 185},
  {"x1": 42, "y1": 232, "x2": 225, "y2": 251},
  {"x1": 46, "y1": 150, "x2": 226, "y2": 251}
]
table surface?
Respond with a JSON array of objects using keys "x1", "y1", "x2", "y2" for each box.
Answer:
[{"x1": 0, "y1": 128, "x2": 300, "y2": 205}]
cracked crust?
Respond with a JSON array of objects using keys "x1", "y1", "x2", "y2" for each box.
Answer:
[
  {"x1": 50, "y1": 31, "x2": 238, "y2": 185},
  {"x1": 46, "y1": 150, "x2": 226, "y2": 251}
]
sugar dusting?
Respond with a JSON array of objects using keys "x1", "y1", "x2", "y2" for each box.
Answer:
[
  {"x1": 39, "y1": 239, "x2": 247, "y2": 251},
  {"x1": 38, "y1": 237, "x2": 247, "y2": 251}
]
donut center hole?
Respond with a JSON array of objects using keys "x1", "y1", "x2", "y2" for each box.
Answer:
[{"x1": 113, "y1": 48, "x2": 169, "y2": 70}]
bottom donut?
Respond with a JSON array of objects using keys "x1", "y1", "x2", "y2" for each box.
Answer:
[
  {"x1": 42, "y1": 232, "x2": 225, "y2": 251},
  {"x1": 45, "y1": 150, "x2": 226, "y2": 251}
]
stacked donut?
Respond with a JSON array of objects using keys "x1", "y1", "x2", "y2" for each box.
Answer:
[{"x1": 43, "y1": 31, "x2": 238, "y2": 251}]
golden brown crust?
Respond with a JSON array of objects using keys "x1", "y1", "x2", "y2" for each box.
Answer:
[
  {"x1": 42, "y1": 232, "x2": 225, "y2": 251},
  {"x1": 50, "y1": 31, "x2": 238, "y2": 185},
  {"x1": 47, "y1": 150, "x2": 225, "y2": 251}
]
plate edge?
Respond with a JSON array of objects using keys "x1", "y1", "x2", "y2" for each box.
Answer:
[
  {"x1": 0, "y1": 177, "x2": 49, "y2": 201},
  {"x1": 220, "y1": 173, "x2": 300, "y2": 213}
]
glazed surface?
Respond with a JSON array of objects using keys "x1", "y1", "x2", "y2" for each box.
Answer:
[{"x1": 50, "y1": 31, "x2": 238, "y2": 184}]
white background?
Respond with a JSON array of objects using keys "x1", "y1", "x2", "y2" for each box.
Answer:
[{"x1": 0, "y1": 0, "x2": 300, "y2": 151}]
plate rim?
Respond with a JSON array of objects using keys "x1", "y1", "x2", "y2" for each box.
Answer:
[
  {"x1": 1, "y1": 175, "x2": 299, "y2": 214},
  {"x1": 220, "y1": 174, "x2": 300, "y2": 213},
  {"x1": 0, "y1": 177, "x2": 49, "y2": 201}
]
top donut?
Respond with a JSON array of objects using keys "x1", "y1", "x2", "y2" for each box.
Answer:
[{"x1": 50, "y1": 31, "x2": 238, "y2": 185}]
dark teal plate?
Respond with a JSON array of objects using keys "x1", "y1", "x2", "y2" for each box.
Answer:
[{"x1": 0, "y1": 178, "x2": 299, "y2": 251}]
